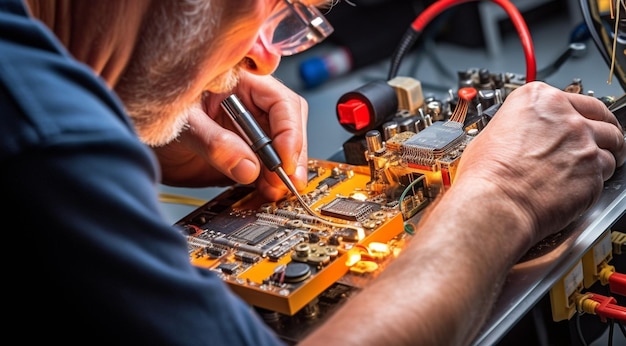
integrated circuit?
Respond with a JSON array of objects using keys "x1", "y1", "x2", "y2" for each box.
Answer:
[
  {"x1": 401, "y1": 121, "x2": 465, "y2": 166},
  {"x1": 230, "y1": 223, "x2": 281, "y2": 246},
  {"x1": 320, "y1": 197, "x2": 381, "y2": 222}
]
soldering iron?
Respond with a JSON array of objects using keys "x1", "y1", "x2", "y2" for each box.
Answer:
[{"x1": 220, "y1": 94, "x2": 317, "y2": 216}]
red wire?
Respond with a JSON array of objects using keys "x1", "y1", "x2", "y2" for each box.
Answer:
[
  {"x1": 609, "y1": 272, "x2": 626, "y2": 297},
  {"x1": 410, "y1": 0, "x2": 536, "y2": 82}
]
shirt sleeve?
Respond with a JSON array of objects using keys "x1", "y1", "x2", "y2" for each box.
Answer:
[{"x1": 0, "y1": 1, "x2": 285, "y2": 344}]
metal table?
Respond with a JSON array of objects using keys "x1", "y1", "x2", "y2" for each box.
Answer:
[{"x1": 472, "y1": 165, "x2": 626, "y2": 345}]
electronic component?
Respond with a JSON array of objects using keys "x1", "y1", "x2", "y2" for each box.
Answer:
[
  {"x1": 320, "y1": 197, "x2": 381, "y2": 222},
  {"x1": 549, "y1": 260, "x2": 585, "y2": 321},
  {"x1": 336, "y1": 80, "x2": 399, "y2": 135},
  {"x1": 582, "y1": 230, "x2": 613, "y2": 288},
  {"x1": 401, "y1": 121, "x2": 465, "y2": 167},
  {"x1": 178, "y1": 160, "x2": 405, "y2": 316},
  {"x1": 387, "y1": 76, "x2": 424, "y2": 114}
]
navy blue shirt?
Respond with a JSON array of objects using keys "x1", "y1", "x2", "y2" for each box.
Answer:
[{"x1": 0, "y1": 0, "x2": 285, "y2": 344}]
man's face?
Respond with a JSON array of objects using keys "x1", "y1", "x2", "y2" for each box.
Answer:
[
  {"x1": 115, "y1": 0, "x2": 272, "y2": 147},
  {"x1": 114, "y1": 0, "x2": 330, "y2": 147}
]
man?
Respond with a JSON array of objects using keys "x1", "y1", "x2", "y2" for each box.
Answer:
[{"x1": 1, "y1": 0, "x2": 624, "y2": 345}]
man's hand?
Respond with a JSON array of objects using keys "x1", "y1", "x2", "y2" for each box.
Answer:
[
  {"x1": 152, "y1": 73, "x2": 309, "y2": 201},
  {"x1": 455, "y1": 81, "x2": 626, "y2": 246}
]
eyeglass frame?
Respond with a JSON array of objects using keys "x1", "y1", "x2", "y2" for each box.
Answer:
[{"x1": 259, "y1": 0, "x2": 334, "y2": 56}]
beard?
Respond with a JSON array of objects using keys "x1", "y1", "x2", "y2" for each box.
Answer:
[
  {"x1": 113, "y1": 0, "x2": 245, "y2": 147},
  {"x1": 205, "y1": 65, "x2": 242, "y2": 94},
  {"x1": 119, "y1": 65, "x2": 242, "y2": 148}
]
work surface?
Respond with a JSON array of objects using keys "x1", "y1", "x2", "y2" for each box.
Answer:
[{"x1": 474, "y1": 165, "x2": 626, "y2": 344}]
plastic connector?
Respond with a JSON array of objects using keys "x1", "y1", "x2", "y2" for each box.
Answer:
[
  {"x1": 598, "y1": 263, "x2": 616, "y2": 286},
  {"x1": 582, "y1": 230, "x2": 613, "y2": 288},
  {"x1": 387, "y1": 76, "x2": 424, "y2": 114},
  {"x1": 550, "y1": 260, "x2": 585, "y2": 321},
  {"x1": 574, "y1": 292, "x2": 626, "y2": 323},
  {"x1": 612, "y1": 230, "x2": 626, "y2": 255}
]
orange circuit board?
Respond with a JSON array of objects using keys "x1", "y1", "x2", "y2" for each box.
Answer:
[{"x1": 177, "y1": 160, "x2": 414, "y2": 315}]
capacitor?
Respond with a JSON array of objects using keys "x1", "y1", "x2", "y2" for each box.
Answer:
[
  {"x1": 478, "y1": 89, "x2": 496, "y2": 110},
  {"x1": 478, "y1": 68, "x2": 492, "y2": 89},
  {"x1": 382, "y1": 121, "x2": 399, "y2": 140},
  {"x1": 427, "y1": 100, "x2": 443, "y2": 121},
  {"x1": 365, "y1": 130, "x2": 384, "y2": 154},
  {"x1": 284, "y1": 262, "x2": 312, "y2": 283}
]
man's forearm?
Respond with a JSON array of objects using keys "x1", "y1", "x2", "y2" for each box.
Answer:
[{"x1": 301, "y1": 180, "x2": 533, "y2": 345}]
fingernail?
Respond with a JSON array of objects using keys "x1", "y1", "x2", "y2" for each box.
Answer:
[{"x1": 231, "y1": 159, "x2": 257, "y2": 184}]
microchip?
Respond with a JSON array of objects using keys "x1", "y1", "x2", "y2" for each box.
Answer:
[
  {"x1": 317, "y1": 177, "x2": 341, "y2": 189},
  {"x1": 401, "y1": 121, "x2": 465, "y2": 165},
  {"x1": 229, "y1": 223, "x2": 281, "y2": 245},
  {"x1": 404, "y1": 121, "x2": 464, "y2": 152},
  {"x1": 234, "y1": 251, "x2": 260, "y2": 263},
  {"x1": 217, "y1": 262, "x2": 239, "y2": 275},
  {"x1": 206, "y1": 247, "x2": 227, "y2": 259},
  {"x1": 320, "y1": 197, "x2": 381, "y2": 221}
]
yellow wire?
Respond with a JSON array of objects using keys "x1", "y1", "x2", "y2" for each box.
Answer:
[{"x1": 158, "y1": 193, "x2": 207, "y2": 207}]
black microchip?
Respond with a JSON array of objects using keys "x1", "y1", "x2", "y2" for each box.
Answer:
[
  {"x1": 234, "y1": 251, "x2": 260, "y2": 263},
  {"x1": 230, "y1": 223, "x2": 281, "y2": 245},
  {"x1": 320, "y1": 197, "x2": 381, "y2": 221},
  {"x1": 317, "y1": 176, "x2": 341, "y2": 189},
  {"x1": 206, "y1": 247, "x2": 226, "y2": 258},
  {"x1": 217, "y1": 262, "x2": 239, "y2": 275}
]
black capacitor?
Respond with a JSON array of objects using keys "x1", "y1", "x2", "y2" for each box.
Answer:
[
  {"x1": 283, "y1": 262, "x2": 311, "y2": 283},
  {"x1": 478, "y1": 89, "x2": 496, "y2": 110},
  {"x1": 308, "y1": 232, "x2": 320, "y2": 243},
  {"x1": 336, "y1": 80, "x2": 398, "y2": 136},
  {"x1": 492, "y1": 72, "x2": 505, "y2": 89},
  {"x1": 478, "y1": 68, "x2": 491, "y2": 86}
]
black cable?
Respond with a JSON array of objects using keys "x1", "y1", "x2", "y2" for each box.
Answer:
[
  {"x1": 609, "y1": 319, "x2": 615, "y2": 346},
  {"x1": 577, "y1": 312, "x2": 589, "y2": 346},
  {"x1": 535, "y1": 43, "x2": 586, "y2": 81},
  {"x1": 388, "y1": 28, "x2": 421, "y2": 80},
  {"x1": 618, "y1": 320, "x2": 626, "y2": 339}
]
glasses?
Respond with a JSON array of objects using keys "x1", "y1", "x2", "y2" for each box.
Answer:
[{"x1": 259, "y1": 0, "x2": 334, "y2": 56}]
